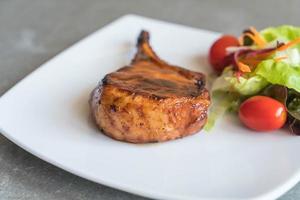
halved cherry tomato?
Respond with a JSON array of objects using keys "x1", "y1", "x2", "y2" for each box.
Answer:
[
  {"x1": 239, "y1": 96, "x2": 287, "y2": 132},
  {"x1": 209, "y1": 35, "x2": 239, "y2": 72}
]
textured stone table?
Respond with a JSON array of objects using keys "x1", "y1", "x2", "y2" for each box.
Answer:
[{"x1": 1, "y1": 0, "x2": 300, "y2": 199}]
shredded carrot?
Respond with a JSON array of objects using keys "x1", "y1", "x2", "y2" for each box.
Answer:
[
  {"x1": 240, "y1": 58, "x2": 261, "y2": 66},
  {"x1": 237, "y1": 61, "x2": 251, "y2": 72},
  {"x1": 234, "y1": 30, "x2": 300, "y2": 74},
  {"x1": 277, "y1": 38, "x2": 300, "y2": 51},
  {"x1": 249, "y1": 27, "x2": 261, "y2": 36},
  {"x1": 239, "y1": 27, "x2": 266, "y2": 48},
  {"x1": 274, "y1": 56, "x2": 288, "y2": 62},
  {"x1": 249, "y1": 26, "x2": 266, "y2": 47}
]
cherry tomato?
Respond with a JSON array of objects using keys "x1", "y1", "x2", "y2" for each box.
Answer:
[
  {"x1": 239, "y1": 96, "x2": 287, "y2": 132},
  {"x1": 209, "y1": 35, "x2": 239, "y2": 72}
]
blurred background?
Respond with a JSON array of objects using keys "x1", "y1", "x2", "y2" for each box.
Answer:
[{"x1": 0, "y1": 0, "x2": 299, "y2": 199}]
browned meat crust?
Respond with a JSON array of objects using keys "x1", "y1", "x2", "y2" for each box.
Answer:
[{"x1": 90, "y1": 30, "x2": 210, "y2": 143}]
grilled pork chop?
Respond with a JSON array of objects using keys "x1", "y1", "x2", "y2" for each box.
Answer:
[{"x1": 90, "y1": 31, "x2": 210, "y2": 143}]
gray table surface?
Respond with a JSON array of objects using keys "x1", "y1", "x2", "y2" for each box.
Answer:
[{"x1": 0, "y1": 0, "x2": 300, "y2": 199}]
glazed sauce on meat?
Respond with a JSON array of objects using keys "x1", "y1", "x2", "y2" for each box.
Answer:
[{"x1": 103, "y1": 61, "x2": 205, "y2": 99}]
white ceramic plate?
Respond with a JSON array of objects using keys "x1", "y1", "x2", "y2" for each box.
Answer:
[{"x1": 0, "y1": 15, "x2": 299, "y2": 200}]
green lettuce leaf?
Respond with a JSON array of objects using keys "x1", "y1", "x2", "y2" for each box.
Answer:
[
  {"x1": 204, "y1": 91, "x2": 240, "y2": 131},
  {"x1": 206, "y1": 67, "x2": 267, "y2": 131},
  {"x1": 255, "y1": 59, "x2": 300, "y2": 92},
  {"x1": 261, "y1": 26, "x2": 300, "y2": 65},
  {"x1": 225, "y1": 75, "x2": 268, "y2": 96},
  {"x1": 261, "y1": 25, "x2": 300, "y2": 46},
  {"x1": 212, "y1": 67, "x2": 268, "y2": 96}
]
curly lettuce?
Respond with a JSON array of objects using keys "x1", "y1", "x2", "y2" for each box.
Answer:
[
  {"x1": 212, "y1": 67, "x2": 268, "y2": 96},
  {"x1": 255, "y1": 59, "x2": 300, "y2": 92},
  {"x1": 261, "y1": 25, "x2": 300, "y2": 46}
]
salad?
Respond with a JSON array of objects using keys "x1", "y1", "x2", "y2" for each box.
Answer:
[{"x1": 206, "y1": 25, "x2": 300, "y2": 134}]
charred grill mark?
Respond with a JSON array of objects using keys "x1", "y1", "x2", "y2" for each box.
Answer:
[
  {"x1": 137, "y1": 30, "x2": 150, "y2": 46},
  {"x1": 142, "y1": 78, "x2": 178, "y2": 88},
  {"x1": 132, "y1": 30, "x2": 151, "y2": 63},
  {"x1": 196, "y1": 79, "x2": 205, "y2": 90},
  {"x1": 110, "y1": 104, "x2": 117, "y2": 112},
  {"x1": 149, "y1": 94, "x2": 166, "y2": 100},
  {"x1": 101, "y1": 75, "x2": 109, "y2": 85},
  {"x1": 105, "y1": 69, "x2": 207, "y2": 98},
  {"x1": 190, "y1": 93, "x2": 198, "y2": 98}
]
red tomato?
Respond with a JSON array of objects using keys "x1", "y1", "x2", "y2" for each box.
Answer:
[
  {"x1": 239, "y1": 96, "x2": 287, "y2": 132},
  {"x1": 209, "y1": 35, "x2": 239, "y2": 72}
]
